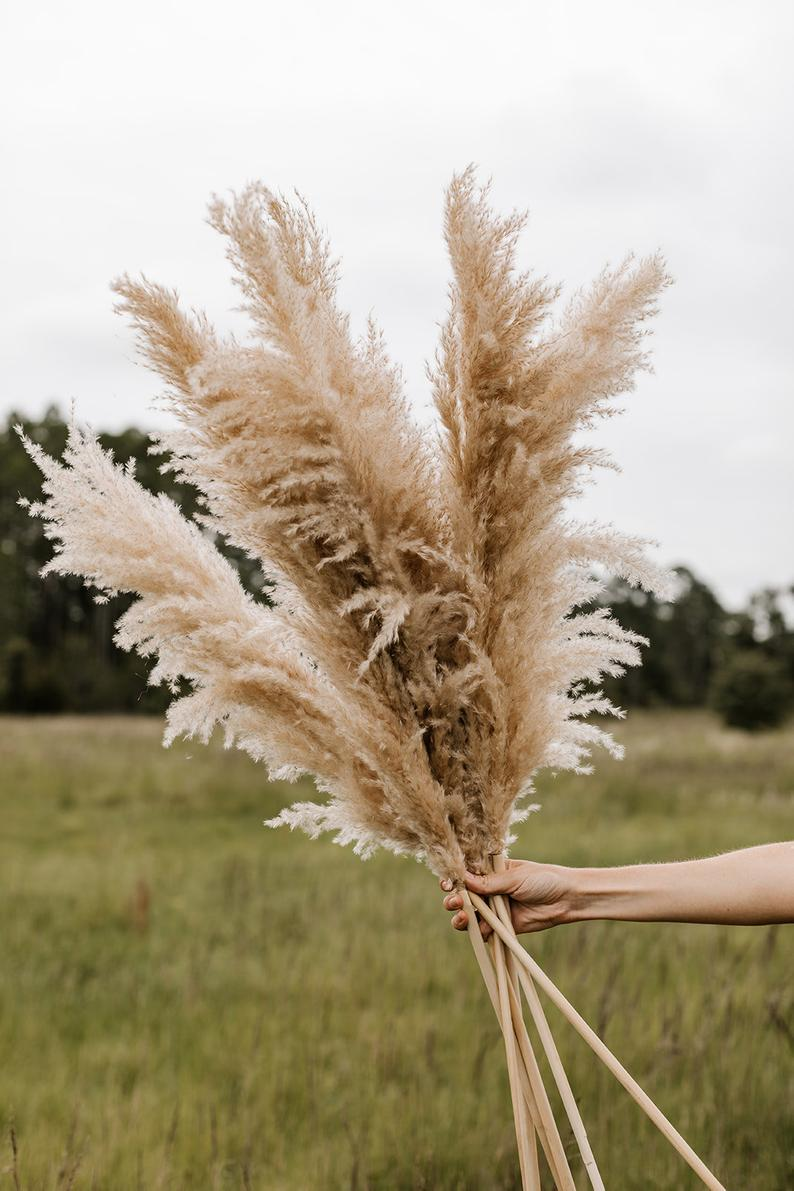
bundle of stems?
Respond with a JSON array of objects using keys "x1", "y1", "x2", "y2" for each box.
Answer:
[
  {"x1": 462, "y1": 860, "x2": 726, "y2": 1189},
  {"x1": 20, "y1": 167, "x2": 724, "y2": 1187}
]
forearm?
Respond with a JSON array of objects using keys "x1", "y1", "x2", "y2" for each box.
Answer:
[{"x1": 568, "y1": 843, "x2": 794, "y2": 926}]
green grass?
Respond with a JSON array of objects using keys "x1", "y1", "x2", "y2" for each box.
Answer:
[{"x1": 1, "y1": 711, "x2": 792, "y2": 1189}]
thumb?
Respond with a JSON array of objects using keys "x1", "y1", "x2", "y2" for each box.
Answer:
[{"x1": 464, "y1": 869, "x2": 516, "y2": 896}]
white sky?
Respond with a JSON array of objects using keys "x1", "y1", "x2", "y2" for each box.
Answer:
[{"x1": 2, "y1": 0, "x2": 792, "y2": 608}]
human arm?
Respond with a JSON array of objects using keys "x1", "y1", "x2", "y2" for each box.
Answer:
[{"x1": 441, "y1": 843, "x2": 794, "y2": 936}]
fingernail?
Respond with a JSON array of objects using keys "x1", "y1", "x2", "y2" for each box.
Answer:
[{"x1": 440, "y1": 879, "x2": 453, "y2": 891}]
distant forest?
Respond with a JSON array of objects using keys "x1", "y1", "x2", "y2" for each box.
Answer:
[{"x1": 2, "y1": 408, "x2": 793, "y2": 723}]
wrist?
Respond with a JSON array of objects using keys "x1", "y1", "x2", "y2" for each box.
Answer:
[{"x1": 565, "y1": 864, "x2": 642, "y2": 923}]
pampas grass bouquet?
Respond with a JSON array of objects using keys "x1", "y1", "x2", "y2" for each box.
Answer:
[{"x1": 20, "y1": 167, "x2": 725, "y2": 1189}]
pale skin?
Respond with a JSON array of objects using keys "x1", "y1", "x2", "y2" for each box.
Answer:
[{"x1": 440, "y1": 842, "x2": 794, "y2": 938}]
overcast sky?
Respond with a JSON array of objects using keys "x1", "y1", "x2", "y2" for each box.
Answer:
[{"x1": 2, "y1": 0, "x2": 792, "y2": 608}]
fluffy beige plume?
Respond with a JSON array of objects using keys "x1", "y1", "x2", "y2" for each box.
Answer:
[
  {"x1": 21, "y1": 168, "x2": 674, "y2": 879},
  {"x1": 109, "y1": 183, "x2": 497, "y2": 866},
  {"x1": 429, "y1": 167, "x2": 675, "y2": 846},
  {"x1": 19, "y1": 422, "x2": 465, "y2": 874}
]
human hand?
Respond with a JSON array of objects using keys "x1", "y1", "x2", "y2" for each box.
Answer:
[{"x1": 440, "y1": 859, "x2": 578, "y2": 937}]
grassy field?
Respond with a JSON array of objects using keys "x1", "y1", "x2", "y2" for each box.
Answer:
[{"x1": 1, "y1": 711, "x2": 792, "y2": 1190}]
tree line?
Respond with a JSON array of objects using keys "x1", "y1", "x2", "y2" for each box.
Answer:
[{"x1": 2, "y1": 408, "x2": 792, "y2": 728}]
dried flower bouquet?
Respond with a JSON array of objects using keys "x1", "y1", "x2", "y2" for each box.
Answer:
[{"x1": 21, "y1": 168, "x2": 724, "y2": 1189}]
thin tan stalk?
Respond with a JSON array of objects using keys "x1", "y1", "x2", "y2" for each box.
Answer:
[
  {"x1": 503, "y1": 973, "x2": 575, "y2": 1191},
  {"x1": 463, "y1": 888, "x2": 500, "y2": 1008},
  {"x1": 513, "y1": 963, "x2": 604, "y2": 1190},
  {"x1": 487, "y1": 854, "x2": 542, "y2": 1188},
  {"x1": 464, "y1": 890, "x2": 558, "y2": 1178},
  {"x1": 469, "y1": 892, "x2": 727, "y2": 1191},
  {"x1": 491, "y1": 857, "x2": 576, "y2": 1191},
  {"x1": 495, "y1": 925, "x2": 576, "y2": 1188},
  {"x1": 492, "y1": 914, "x2": 539, "y2": 1189},
  {"x1": 490, "y1": 875, "x2": 602, "y2": 1191}
]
